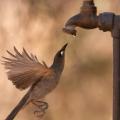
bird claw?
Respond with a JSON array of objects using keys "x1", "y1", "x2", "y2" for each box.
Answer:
[
  {"x1": 34, "y1": 110, "x2": 45, "y2": 118},
  {"x1": 33, "y1": 101, "x2": 48, "y2": 118},
  {"x1": 38, "y1": 101, "x2": 48, "y2": 110}
]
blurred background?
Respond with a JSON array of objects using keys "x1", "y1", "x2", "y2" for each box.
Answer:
[{"x1": 0, "y1": 0, "x2": 119, "y2": 119}]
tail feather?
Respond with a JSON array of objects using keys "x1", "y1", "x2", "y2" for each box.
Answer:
[{"x1": 5, "y1": 91, "x2": 30, "y2": 120}]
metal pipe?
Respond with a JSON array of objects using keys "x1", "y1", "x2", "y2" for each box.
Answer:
[
  {"x1": 63, "y1": 0, "x2": 120, "y2": 120},
  {"x1": 112, "y1": 16, "x2": 120, "y2": 120},
  {"x1": 113, "y1": 37, "x2": 120, "y2": 120}
]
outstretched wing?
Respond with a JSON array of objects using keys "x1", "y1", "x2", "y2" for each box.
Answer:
[{"x1": 2, "y1": 47, "x2": 48, "y2": 90}]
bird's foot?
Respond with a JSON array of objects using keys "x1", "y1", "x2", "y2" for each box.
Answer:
[
  {"x1": 34, "y1": 110, "x2": 45, "y2": 118},
  {"x1": 32, "y1": 101, "x2": 48, "y2": 118}
]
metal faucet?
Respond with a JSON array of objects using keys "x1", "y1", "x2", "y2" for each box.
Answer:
[
  {"x1": 63, "y1": 0, "x2": 114, "y2": 36},
  {"x1": 63, "y1": 0, "x2": 120, "y2": 120},
  {"x1": 63, "y1": 0, "x2": 98, "y2": 36}
]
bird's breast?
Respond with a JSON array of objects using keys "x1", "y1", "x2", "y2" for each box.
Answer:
[
  {"x1": 30, "y1": 71, "x2": 61, "y2": 100},
  {"x1": 41, "y1": 73, "x2": 60, "y2": 92}
]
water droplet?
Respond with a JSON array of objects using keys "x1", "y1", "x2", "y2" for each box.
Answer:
[{"x1": 73, "y1": 35, "x2": 76, "y2": 38}]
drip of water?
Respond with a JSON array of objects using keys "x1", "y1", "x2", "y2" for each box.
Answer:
[
  {"x1": 72, "y1": 35, "x2": 76, "y2": 38},
  {"x1": 72, "y1": 34, "x2": 78, "y2": 41}
]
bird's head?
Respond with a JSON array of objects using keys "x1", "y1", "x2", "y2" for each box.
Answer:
[{"x1": 51, "y1": 43, "x2": 68, "y2": 72}]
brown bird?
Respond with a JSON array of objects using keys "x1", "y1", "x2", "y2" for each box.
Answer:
[{"x1": 2, "y1": 43, "x2": 68, "y2": 120}]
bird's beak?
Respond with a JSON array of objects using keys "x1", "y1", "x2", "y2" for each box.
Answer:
[{"x1": 60, "y1": 43, "x2": 68, "y2": 51}]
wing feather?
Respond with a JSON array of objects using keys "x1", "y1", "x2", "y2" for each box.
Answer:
[{"x1": 2, "y1": 47, "x2": 48, "y2": 90}]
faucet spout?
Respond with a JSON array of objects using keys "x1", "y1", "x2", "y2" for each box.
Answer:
[
  {"x1": 63, "y1": 0, "x2": 98, "y2": 36},
  {"x1": 63, "y1": 13, "x2": 98, "y2": 36},
  {"x1": 63, "y1": 14, "x2": 81, "y2": 36}
]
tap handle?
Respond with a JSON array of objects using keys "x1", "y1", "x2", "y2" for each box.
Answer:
[{"x1": 81, "y1": 0, "x2": 96, "y2": 15}]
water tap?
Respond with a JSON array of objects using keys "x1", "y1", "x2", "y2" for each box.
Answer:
[{"x1": 63, "y1": 0, "x2": 115, "y2": 36}]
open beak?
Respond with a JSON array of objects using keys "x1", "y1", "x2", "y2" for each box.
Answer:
[{"x1": 60, "y1": 43, "x2": 68, "y2": 51}]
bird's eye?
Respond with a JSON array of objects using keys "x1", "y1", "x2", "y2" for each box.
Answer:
[{"x1": 60, "y1": 51, "x2": 64, "y2": 56}]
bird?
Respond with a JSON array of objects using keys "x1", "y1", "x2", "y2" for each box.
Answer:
[{"x1": 2, "y1": 43, "x2": 68, "y2": 120}]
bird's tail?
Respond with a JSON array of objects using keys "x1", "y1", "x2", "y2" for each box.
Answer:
[{"x1": 5, "y1": 91, "x2": 30, "y2": 120}]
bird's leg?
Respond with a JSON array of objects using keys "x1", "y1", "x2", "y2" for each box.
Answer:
[
  {"x1": 32, "y1": 100, "x2": 48, "y2": 118},
  {"x1": 42, "y1": 61, "x2": 48, "y2": 68}
]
